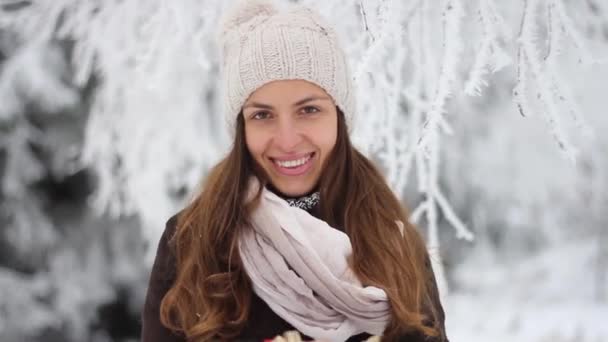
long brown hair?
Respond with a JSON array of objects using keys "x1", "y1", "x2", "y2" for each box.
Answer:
[{"x1": 160, "y1": 109, "x2": 440, "y2": 340}]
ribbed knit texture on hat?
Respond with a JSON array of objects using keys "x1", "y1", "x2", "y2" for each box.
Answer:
[{"x1": 218, "y1": 0, "x2": 356, "y2": 132}]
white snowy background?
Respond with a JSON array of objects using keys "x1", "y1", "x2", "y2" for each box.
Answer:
[{"x1": 0, "y1": 0, "x2": 607, "y2": 341}]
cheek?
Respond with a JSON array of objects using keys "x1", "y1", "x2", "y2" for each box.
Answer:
[
  {"x1": 245, "y1": 126, "x2": 268, "y2": 160},
  {"x1": 317, "y1": 116, "x2": 338, "y2": 154},
  {"x1": 319, "y1": 133, "x2": 337, "y2": 156}
]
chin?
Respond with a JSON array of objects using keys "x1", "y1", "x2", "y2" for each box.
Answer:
[{"x1": 272, "y1": 181, "x2": 316, "y2": 197}]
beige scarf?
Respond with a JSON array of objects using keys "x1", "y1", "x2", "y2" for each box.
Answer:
[{"x1": 238, "y1": 180, "x2": 390, "y2": 342}]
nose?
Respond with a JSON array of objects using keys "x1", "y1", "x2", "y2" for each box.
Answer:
[{"x1": 274, "y1": 116, "x2": 302, "y2": 152}]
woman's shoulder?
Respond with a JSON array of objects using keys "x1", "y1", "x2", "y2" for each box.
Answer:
[
  {"x1": 148, "y1": 211, "x2": 184, "y2": 282},
  {"x1": 163, "y1": 211, "x2": 182, "y2": 239},
  {"x1": 157, "y1": 210, "x2": 186, "y2": 251}
]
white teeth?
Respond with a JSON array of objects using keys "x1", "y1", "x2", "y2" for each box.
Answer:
[{"x1": 275, "y1": 154, "x2": 312, "y2": 168}]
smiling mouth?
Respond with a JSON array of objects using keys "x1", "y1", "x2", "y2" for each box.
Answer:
[{"x1": 269, "y1": 152, "x2": 315, "y2": 176}]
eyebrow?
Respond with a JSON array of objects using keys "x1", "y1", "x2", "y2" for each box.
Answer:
[{"x1": 243, "y1": 96, "x2": 332, "y2": 110}]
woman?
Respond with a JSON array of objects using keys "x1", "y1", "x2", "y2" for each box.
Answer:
[{"x1": 142, "y1": 1, "x2": 449, "y2": 341}]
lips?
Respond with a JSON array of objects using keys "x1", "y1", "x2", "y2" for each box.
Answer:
[{"x1": 270, "y1": 152, "x2": 315, "y2": 176}]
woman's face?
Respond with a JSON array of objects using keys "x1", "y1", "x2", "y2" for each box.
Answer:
[{"x1": 243, "y1": 80, "x2": 338, "y2": 197}]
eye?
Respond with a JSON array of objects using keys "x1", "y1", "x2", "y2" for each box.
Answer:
[
  {"x1": 301, "y1": 106, "x2": 320, "y2": 115},
  {"x1": 251, "y1": 111, "x2": 271, "y2": 120}
]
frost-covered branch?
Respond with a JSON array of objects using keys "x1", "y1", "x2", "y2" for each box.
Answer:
[
  {"x1": 358, "y1": 1, "x2": 376, "y2": 42},
  {"x1": 516, "y1": 0, "x2": 579, "y2": 162},
  {"x1": 552, "y1": 0, "x2": 596, "y2": 65},
  {"x1": 464, "y1": 0, "x2": 512, "y2": 96},
  {"x1": 417, "y1": 0, "x2": 465, "y2": 150}
]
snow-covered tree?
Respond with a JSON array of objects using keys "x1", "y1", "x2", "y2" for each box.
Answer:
[{"x1": 0, "y1": 0, "x2": 606, "y2": 341}]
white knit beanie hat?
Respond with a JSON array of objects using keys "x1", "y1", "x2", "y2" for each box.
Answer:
[{"x1": 218, "y1": 0, "x2": 356, "y2": 132}]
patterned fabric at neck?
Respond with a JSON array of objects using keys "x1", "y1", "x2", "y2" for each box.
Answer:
[{"x1": 285, "y1": 192, "x2": 320, "y2": 211}]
